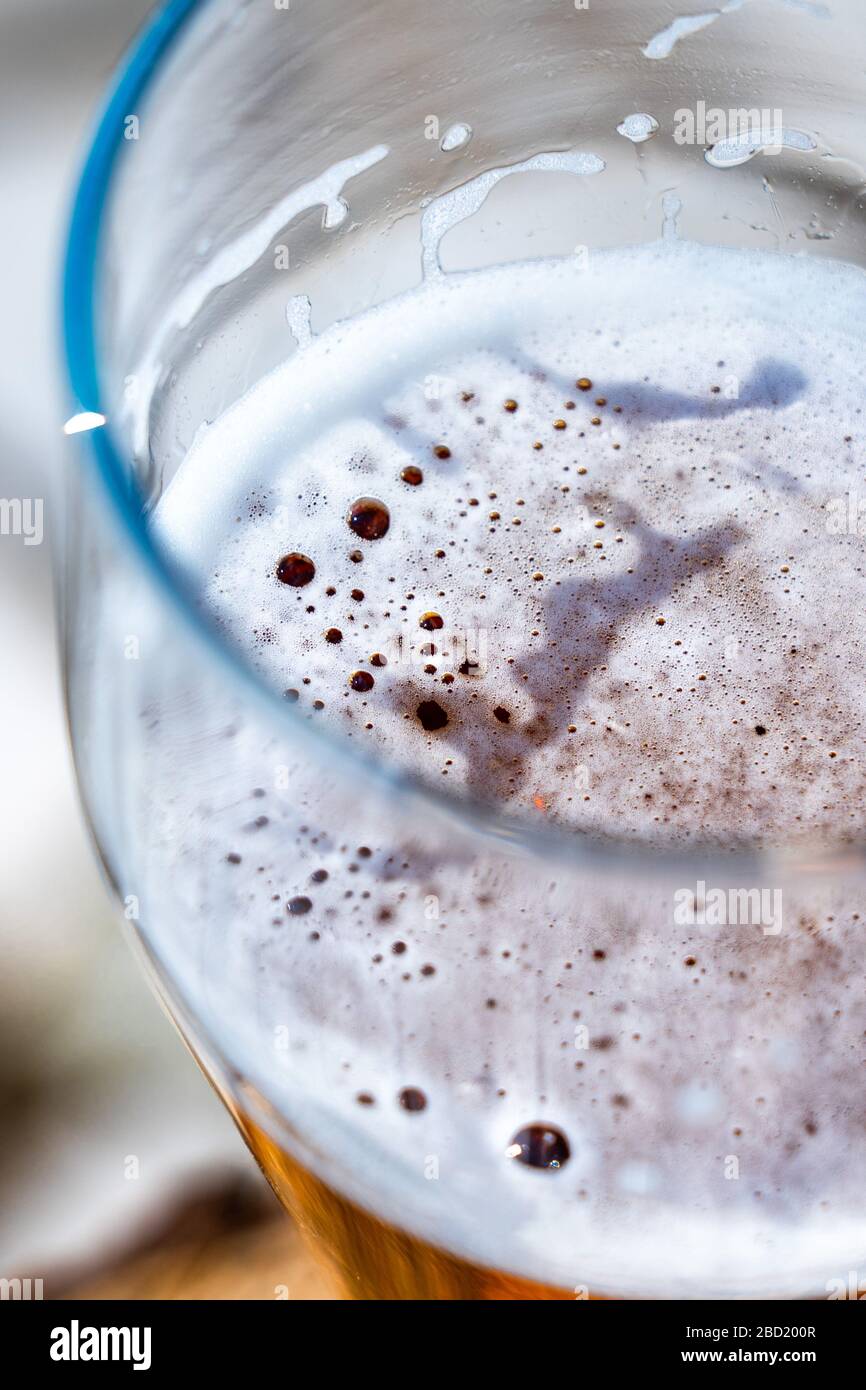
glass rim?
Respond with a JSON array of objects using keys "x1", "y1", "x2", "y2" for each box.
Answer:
[{"x1": 61, "y1": 0, "x2": 866, "y2": 884}]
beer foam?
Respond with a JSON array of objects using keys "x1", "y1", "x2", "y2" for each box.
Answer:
[
  {"x1": 147, "y1": 242, "x2": 866, "y2": 1294},
  {"x1": 158, "y1": 241, "x2": 866, "y2": 849},
  {"x1": 642, "y1": 4, "x2": 749, "y2": 62}
]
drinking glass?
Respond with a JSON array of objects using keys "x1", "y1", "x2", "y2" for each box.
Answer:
[{"x1": 61, "y1": 0, "x2": 866, "y2": 1298}]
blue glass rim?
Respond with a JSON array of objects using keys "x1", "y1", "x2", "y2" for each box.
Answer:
[{"x1": 60, "y1": 0, "x2": 862, "y2": 883}]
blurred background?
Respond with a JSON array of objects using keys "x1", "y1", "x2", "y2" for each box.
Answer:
[{"x1": 0, "y1": 0, "x2": 329, "y2": 1299}]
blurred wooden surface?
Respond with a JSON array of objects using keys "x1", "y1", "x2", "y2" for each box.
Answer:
[{"x1": 52, "y1": 1174, "x2": 337, "y2": 1301}]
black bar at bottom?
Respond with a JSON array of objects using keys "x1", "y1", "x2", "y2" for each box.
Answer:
[{"x1": 2, "y1": 1296, "x2": 861, "y2": 1374}]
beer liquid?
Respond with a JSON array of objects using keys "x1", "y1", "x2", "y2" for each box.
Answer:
[
  {"x1": 239, "y1": 1112, "x2": 585, "y2": 1300},
  {"x1": 155, "y1": 242, "x2": 866, "y2": 1297}
]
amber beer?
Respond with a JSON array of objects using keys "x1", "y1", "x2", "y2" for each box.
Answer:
[
  {"x1": 165, "y1": 1002, "x2": 579, "y2": 1300},
  {"x1": 238, "y1": 1114, "x2": 581, "y2": 1301}
]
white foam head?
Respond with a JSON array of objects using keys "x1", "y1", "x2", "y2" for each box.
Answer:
[{"x1": 150, "y1": 240, "x2": 866, "y2": 1293}]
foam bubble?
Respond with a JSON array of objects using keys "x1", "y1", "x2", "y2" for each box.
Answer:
[
  {"x1": 440, "y1": 122, "x2": 473, "y2": 152},
  {"x1": 616, "y1": 113, "x2": 659, "y2": 143}
]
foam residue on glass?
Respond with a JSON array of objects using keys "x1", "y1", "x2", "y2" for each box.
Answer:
[
  {"x1": 440, "y1": 122, "x2": 473, "y2": 153},
  {"x1": 661, "y1": 191, "x2": 682, "y2": 240},
  {"x1": 705, "y1": 126, "x2": 816, "y2": 169},
  {"x1": 122, "y1": 144, "x2": 390, "y2": 458},
  {"x1": 286, "y1": 295, "x2": 313, "y2": 348},
  {"x1": 616, "y1": 113, "x2": 659, "y2": 144},
  {"x1": 168, "y1": 145, "x2": 389, "y2": 325},
  {"x1": 642, "y1": 3, "x2": 748, "y2": 61},
  {"x1": 643, "y1": 0, "x2": 829, "y2": 58},
  {"x1": 419, "y1": 150, "x2": 605, "y2": 279}
]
